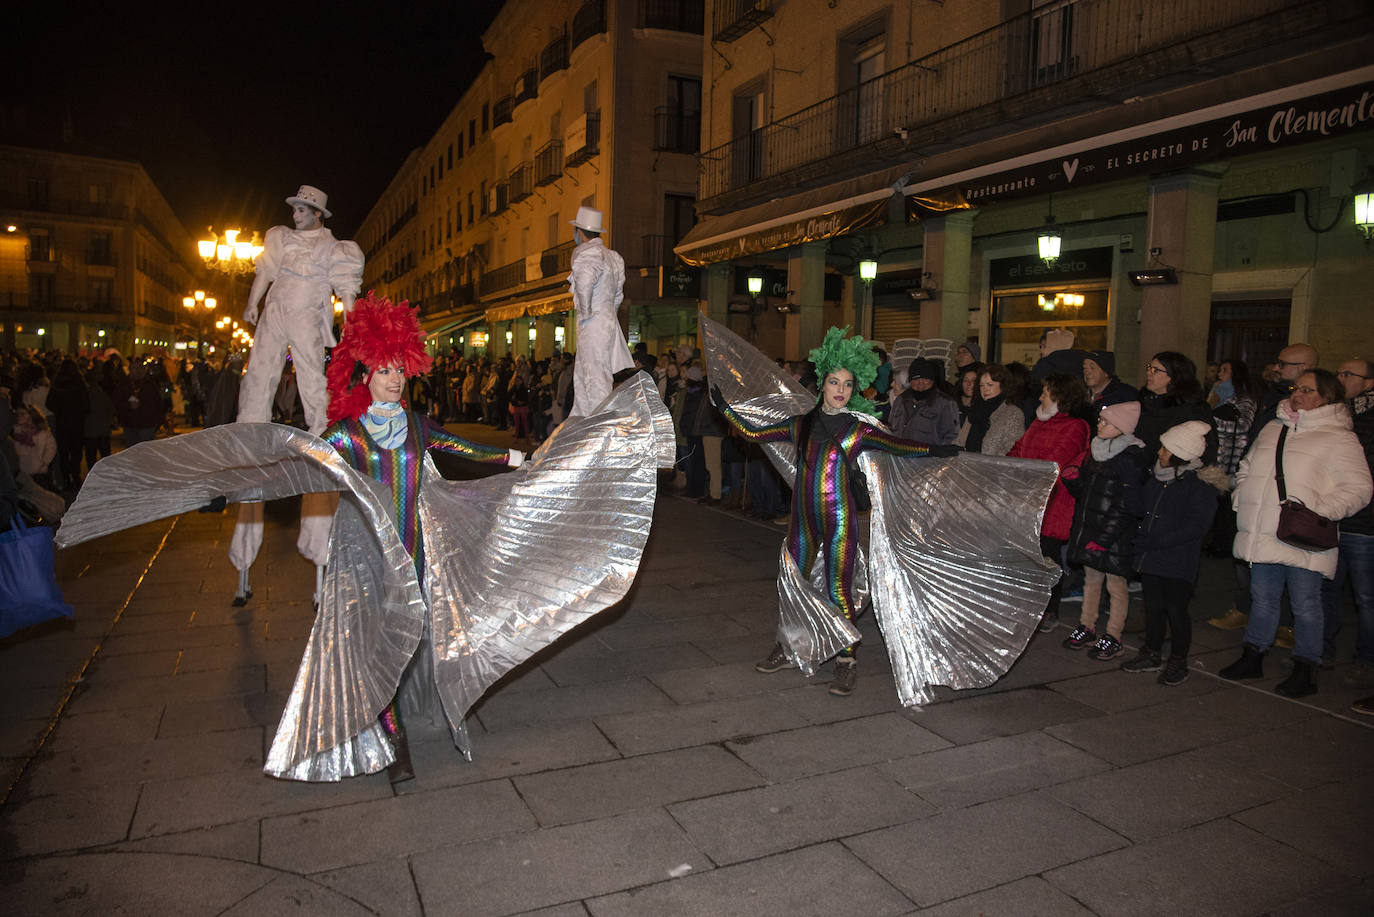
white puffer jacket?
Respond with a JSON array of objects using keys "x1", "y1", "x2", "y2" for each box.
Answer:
[{"x1": 1233, "y1": 400, "x2": 1373, "y2": 577}]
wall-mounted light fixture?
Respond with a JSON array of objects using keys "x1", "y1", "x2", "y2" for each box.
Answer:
[
  {"x1": 907, "y1": 271, "x2": 939, "y2": 301},
  {"x1": 1129, "y1": 247, "x2": 1180, "y2": 286},
  {"x1": 1037, "y1": 194, "x2": 1061, "y2": 263},
  {"x1": 1354, "y1": 175, "x2": 1374, "y2": 242},
  {"x1": 747, "y1": 270, "x2": 764, "y2": 297},
  {"x1": 1039, "y1": 292, "x2": 1085, "y2": 311}
]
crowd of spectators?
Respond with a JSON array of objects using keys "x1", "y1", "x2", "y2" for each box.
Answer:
[{"x1": 5, "y1": 328, "x2": 1371, "y2": 715}]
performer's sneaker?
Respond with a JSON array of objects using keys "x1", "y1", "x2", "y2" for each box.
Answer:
[
  {"x1": 1062, "y1": 625, "x2": 1097, "y2": 650},
  {"x1": 755, "y1": 643, "x2": 797, "y2": 673},
  {"x1": 829, "y1": 657, "x2": 857, "y2": 696}
]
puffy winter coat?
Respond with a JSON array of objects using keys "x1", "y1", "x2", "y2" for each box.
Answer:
[
  {"x1": 1134, "y1": 466, "x2": 1218, "y2": 582},
  {"x1": 1137, "y1": 389, "x2": 1217, "y2": 465},
  {"x1": 1008, "y1": 411, "x2": 1089, "y2": 540},
  {"x1": 1064, "y1": 441, "x2": 1147, "y2": 577},
  {"x1": 1233, "y1": 400, "x2": 1373, "y2": 577}
]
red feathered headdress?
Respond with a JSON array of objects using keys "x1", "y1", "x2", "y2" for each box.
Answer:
[{"x1": 326, "y1": 291, "x2": 433, "y2": 424}]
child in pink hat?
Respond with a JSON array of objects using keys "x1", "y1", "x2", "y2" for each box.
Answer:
[{"x1": 1061, "y1": 399, "x2": 1147, "y2": 659}]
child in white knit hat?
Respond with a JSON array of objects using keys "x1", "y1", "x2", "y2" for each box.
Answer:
[{"x1": 1120, "y1": 420, "x2": 1218, "y2": 685}]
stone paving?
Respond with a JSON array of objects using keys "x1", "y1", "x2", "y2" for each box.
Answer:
[{"x1": 2, "y1": 422, "x2": 1372, "y2": 915}]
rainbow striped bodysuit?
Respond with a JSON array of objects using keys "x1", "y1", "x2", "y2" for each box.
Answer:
[
  {"x1": 321, "y1": 412, "x2": 511, "y2": 573},
  {"x1": 719, "y1": 402, "x2": 931, "y2": 652}
]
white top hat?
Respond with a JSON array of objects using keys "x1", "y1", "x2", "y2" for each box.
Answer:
[
  {"x1": 569, "y1": 206, "x2": 604, "y2": 234},
  {"x1": 285, "y1": 185, "x2": 332, "y2": 219}
]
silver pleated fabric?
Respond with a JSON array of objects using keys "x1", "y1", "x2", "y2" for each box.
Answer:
[
  {"x1": 56, "y1": 374, "x2": 672, "y2": 780},
  {"x1": 700, "y1": 315, "x2": 1060, "y2": 705}
]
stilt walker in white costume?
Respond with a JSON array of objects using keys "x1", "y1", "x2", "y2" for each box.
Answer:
[
  {"x1": 229, "y1": 184, "x2": 364, "y2": 605},
  {"x1": 567, "y1": 206, "x2": 634, "y2": 418}
]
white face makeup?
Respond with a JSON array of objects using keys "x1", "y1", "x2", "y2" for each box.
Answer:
[
  {"x1": 823, "y1": 368, "x2": 855, "y2": 409},
  {"x1": 292, "y1": 203, "x2": 322, "y2": 231},
  {"x1": 368, "y1": 363, "x2": 406, "y2": 403}
]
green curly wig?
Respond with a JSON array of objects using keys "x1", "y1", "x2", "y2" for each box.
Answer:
[{"x1": 808, "y1": 325, "x2": 880, "y2": 415}]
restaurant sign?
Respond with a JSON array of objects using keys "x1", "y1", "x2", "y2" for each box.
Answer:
[
  {"x1": 678, "y1": 200, "x2": 887, "y2": 267},
  {"x1": 919, "y1": 80, "x2": 1374, "y2": 212}
]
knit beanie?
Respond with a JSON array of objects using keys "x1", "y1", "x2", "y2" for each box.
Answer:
[
  {"x1": 1098, "y1": 400, "x2": 1141, "y2": 435},
  {"x1": 908, "y1": 357, "x2": 941, "y2": 381},
  {"x1": 1084, "y1": 349, "x2": 1116, "y2": 376},
  {"x1": 1160, "y1": 420, "x2": 1210, "y2": 462}
]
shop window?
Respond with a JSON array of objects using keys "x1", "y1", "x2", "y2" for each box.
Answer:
[{"x1": 992, "y1": 286, "x2": 1108, "y2": 365}]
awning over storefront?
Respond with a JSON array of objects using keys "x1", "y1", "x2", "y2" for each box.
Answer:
[
  {"x1": 424, "y1": 312, "x2": 486, "y2": 340},
  {"x1": 673, "y1": 164, "x2": 968, "y2": 267},
  {"x1": 483, "y1": 291, "x2": 573, "y2": 323}
]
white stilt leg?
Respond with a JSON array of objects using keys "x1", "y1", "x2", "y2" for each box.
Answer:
[
  {"x1": 313, "y1": 564, "x2": 325, "y2": 611},
  {"x1": 233, "y1": 567, "x2": 253, "y2": 607}
]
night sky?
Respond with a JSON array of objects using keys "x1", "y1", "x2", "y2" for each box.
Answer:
[{"x1": 6, "y1": 1, "x2": 507, "y2": 239}]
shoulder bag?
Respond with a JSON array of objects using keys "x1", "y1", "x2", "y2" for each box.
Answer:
[{"x1": 1274, "y1": 425, "x2": 1339, "y2": 551}]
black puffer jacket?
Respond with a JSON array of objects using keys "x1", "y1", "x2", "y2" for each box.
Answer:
[
  {"x1": 1064, "y1": 441, "x2": 1148, "y2": 577},
  {"x1": 1137, "y1": 388, "x2": 1217, "y2": 465}
]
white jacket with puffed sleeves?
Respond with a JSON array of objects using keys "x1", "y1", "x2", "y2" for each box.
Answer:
[{"x1": 1233, "y1": 400, "x2": 1373, "y2": 577}]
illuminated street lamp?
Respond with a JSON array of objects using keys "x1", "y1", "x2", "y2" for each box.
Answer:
[
  {"x1": 746, "y1": 270, "x2": 764, "y2": 297},
  {"x1": 1354, "y1": 176, "x2": 1374, "y2": 242},
  {"x1": 183, "y1": 290, "x2": 217, "y2": 356},
  {"x1": 199, "y1": 228, "x2": 263, "y2": 274}
]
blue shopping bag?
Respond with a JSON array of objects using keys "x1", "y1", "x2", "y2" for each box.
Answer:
[{"x1": 0, "y1": 515, "x2": 74, "y2": 638}]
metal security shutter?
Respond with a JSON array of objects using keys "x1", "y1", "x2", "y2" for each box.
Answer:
[{"x1": 871, "y1": 295, "x2": 920, "y2": 349}]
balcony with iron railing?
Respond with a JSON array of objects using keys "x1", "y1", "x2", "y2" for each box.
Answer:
[
  {"x1": 491, "y1": 181, "x2": 510, "y2": 216},
  {"x1": 565, "y1": 112, "x2": 602, "y2": 167},
  {"x1": 540, "y1": 32, "x2": 570, "y2": 81},
  {"x1": 481, "y1": 259, "x2": 526, "y2": 295},
  {"x1": 493, "y1": 95, "x2": 515, "y2": 128},
  {"x1": 641, "y1": 0, "x2": 704, "y2": 33},
  {"x1": 699, "y1": 0, "x2": 1365, "y2": 203},
  {"x1": 0, "y1": 192, "x2": 129, "y2": 221},
  {"x1": 712, "y1": 0, "x2": 772, "y2": 43},
  {"x1": 540, "y1": 240, "x2": 576, "y2": 277},
  {"x1": 509, "y1": 162, "x2": 535, "y2": 204},
  {"x1": 654, "y1": 108, "x2": 700, "y2": 154},
  {"x1": 573, "y1": 0, "x2": 607, "y2": 49},
  {"x1": 535, "y1": 139, "x2": 564, "y2": 186},
  {"x1": 515, "y1": 67, "x2": 539, "y2": 106},
  {"x1": 0, "y1": 292, "x2": 122, "y2": 313}
]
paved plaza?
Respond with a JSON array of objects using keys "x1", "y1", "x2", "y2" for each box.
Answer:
[{"x1": 2, "y1": 423, "x2": 1372, "y2": 915}]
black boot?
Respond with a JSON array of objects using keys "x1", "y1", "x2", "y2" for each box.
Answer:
[
  {"x1": 1275, "y1": 658, "x2": 1318, "y2": 698},
  {"x1": 1220, "y1": 643, "x2": 1265, "y2": 681}
]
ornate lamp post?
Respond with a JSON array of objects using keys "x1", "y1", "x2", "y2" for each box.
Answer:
[
  {"x1": 198, "y1": 229, "x2": 263, "y2": 343},
  {"x1": 181, "y1": 290, "x2": 217, "y2": 356}
]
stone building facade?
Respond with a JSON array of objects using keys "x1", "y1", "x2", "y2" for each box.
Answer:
[
  {"x1": 679, "y1": 0, "x2": 1374, "y2": 378},
  {"x1": 0, "y1": 144, "x2": 199, "y2": 356},
  {"x1": 356, "y1": 0, "x2": 705, "y2": 361}
]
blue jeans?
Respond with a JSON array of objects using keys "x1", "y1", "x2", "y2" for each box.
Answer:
[
  {"x1": 1321, "y1": 533, "x2": 1374, "y2": 665},
  {"x1": 1245, "y1": 563, "x2": 1324, "y2": 663}
]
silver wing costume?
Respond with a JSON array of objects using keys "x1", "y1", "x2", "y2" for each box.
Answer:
[
  {"x1": 56, "y1": 374, "x2": 673, "y2": 780},
  {"x1": 700, "y1": 315, "x2": 1060, "y2": 706}
]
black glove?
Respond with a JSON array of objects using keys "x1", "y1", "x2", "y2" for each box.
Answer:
[
  {"x1": 710, "y1": 384, "x2": 726, "y2": 408},
  {"x1": 928, "y1": 444, "x2": 962, "y2": 457},
  {"x1": 198, "y1": 495, "x2": 228, "y2": 514}
]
